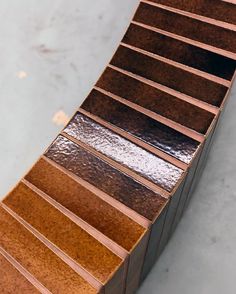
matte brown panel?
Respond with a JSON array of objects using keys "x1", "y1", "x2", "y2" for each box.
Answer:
[
  {"x1": 134, "y1": 2, "x2": 236, "y2": 53},
  {"x1": 140, "y1": 204, "x2": 168, "y2": 282},
  {"x1": 183, "y1": 117, "x2": 220, "y2": 212},
  {"x1": 0, "y1": 254, "x2": 39, "y2": 294},
  {"x1": 44, "y1": 135, "x2": 167, "y2": 221},
  {"x1": 123, "y1": 23, "x2": 236, "y2": 80},
  {"x1": 155, "y1": 180, "x2": 185, "y2": 258},
  {"x1": 0, "y1": 207, "x2": 97, "y2": 294},
  {"x1": 63, "y1": 113, "x2": 184, "y2": 192},
  {"x1": 170, "y1": 151, "x2": 201, "y2": 236},
  {"x1": 3, "y1": 182, "x2": 123, "y2": 285},
  {"x1": 82, "y1": 90, "x2": 200, "y2": 164},
  {"x1": 148, "y1": 0, "x2": 236, "y2": 25},
  {"x1": 97, "y1": 67, "x2": 215, "y2": 134},
  {"x1": 25, "y1": 158, "x2": 145, "y2": 253},
  {"x1": 111, "y1": 45, "x2": 228, "y2": 107}
]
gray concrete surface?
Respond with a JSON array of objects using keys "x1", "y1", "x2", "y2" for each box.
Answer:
[{"x1": 0, "y1": 1, "x2": 235, "y2": 293}]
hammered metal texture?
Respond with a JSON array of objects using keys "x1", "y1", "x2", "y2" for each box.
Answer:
[
  {"x1": 81, "y1": 89, "x2": 200, "y2": 163},
  {"x1": 1, "y1": 1, "x2": 236, "y2": 293}
]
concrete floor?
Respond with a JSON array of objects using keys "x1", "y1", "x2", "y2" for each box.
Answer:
[{"x1": 0, "y1": 1, "x2": 235, "y2": 293}]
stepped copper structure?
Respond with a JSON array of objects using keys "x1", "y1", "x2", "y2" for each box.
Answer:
[{"x1": 1, "y1": 1, "x2": 236, "y2": 293}]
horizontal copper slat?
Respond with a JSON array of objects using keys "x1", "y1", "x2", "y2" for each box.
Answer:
[
  {"x1": 147, "y1": 0, "x2": 236, "y2": 25},
  {"x1": 111, "y1": 45, "x2": 228, "y2": 107},
  {"x1": 81, "y1": 89, "x2": 200, "y2": 164},
  {"x1": 44, "y1": 136, "x2": 168, "y2": 222},
  {"x1": 25, "y1": 158, "x2": 146, "y2": 252},
  {"x1": 3, "y1": 182, "x2": 124, "y2": 285},
  {"x1": 96, "y1": 67, "x2": 215, "y2": 134},
  {"x1": 0, "y1": 206, "x2": 98, "y2": 294},
  {"x1": 63, "y1": 114, "x2": 184, "y2": 192},
  {"x1": 0, "y1": 253, "x2": 40, "y2": 294},
  {"x1": 123, "y1": 23, "x2": 236, "y2": 81},
  {"x1": 134, "y1": 2, "x2": 236, "y2": 53}
]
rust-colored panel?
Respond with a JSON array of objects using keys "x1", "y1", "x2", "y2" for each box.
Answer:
[
  {"x1": 25, "y1": 158, "x2": 145, "y2": 253},
  {"x1": 0, "y1": 206, "x2": 98, "y2": 294},
  {"x1": 149, "y1": 0, "x2": 236, "y2": 25},
  {"x1": 123, "y1": 23, "x2": 236, "y2": 80},
  {"x1": 111, "y1": 45, "x2": 228, "y2": 107},
  {"x1": 81, "y1": 89, "x2": 200, "y2": 163},
  {"x1": 97, "y1": 67, "x2": 215, "y2": 134},
  {"x1": 36, "y1": 149, "x2": 156, "y2": 293},
  {"x1": 63, "y1": 114, "x2": 184, "y2": 192},
  {"x1": 0, "y1": 254, "x2": 39, "y2": 294},
  {"x1": 3, "y1": 182, "x2": 124, "y2": 285},
  {"x1": 134, "y1": 2, "x2": 236, "y2": 53}
]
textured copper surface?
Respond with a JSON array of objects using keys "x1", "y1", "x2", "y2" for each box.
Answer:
[
  {"x1": 134, "y1": 2, "x2": 236, "y2": 53},
  {"x1": 111, "y1": 45, "x2": 228, "y2": 107},
  {"x1": 1, "y1": 1, "x2": 236, "y2": 293},
  {"x1": 25, "y1": 158, "x2": 145, "y2": 252},
  {"x1": 97, "y1": 67, "x2": 215, "y2": 134},
  {"x1": 123, "y1": 23, "x2": 236, "y2": 81},
  {"x1": 3, "y1": 182, "x2": 124, "y2": 285},
  {"x1": 0, "y1": 206, "x2": 98, "y2": 293},
  {"x1": 81, "y1": 89, "x2": 200, "y2": 163},
  {"x1": 148, "y1": 0, "x2": 236, "y2": 25},
  {"x1": 63, "y1": 114, "x2": 184, "y2": 191},
  {"x1": 0, "y1": 253, "x2": 39, "y2": 294}
]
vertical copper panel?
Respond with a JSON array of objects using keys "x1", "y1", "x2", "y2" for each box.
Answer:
[
  {"x1": 155, "y1": 180, "x2": 185, "y2": 258},
  {"x1": 183, "y1": 116, "x2": 220, "y2": 211},
  {"x1": 63, "y1": 114, "x2": 184, "y2": 192},
  {"x1": 123, "y1": 23, "x2": 236, "y2": 80},
  {"x1": 170, "y1": 151, "x2": 202, "y2": 236},
  {"x1": 140, "y1": 204, "x2": 168, "y2": 282},
  {"x1": 97, "y1": 67, "x2": 215, "y2": 134},
  {"x1": 134, "y1": 2, "x2": 236, "y2": 53},
  {"x1": 0, "y1": 253, "x2": 39, "y2": 294},
  {"x1": 81, "y1": 89, "x2": 200, "y2": 164},
  {"x1": 125, "y1": 230, "x2": 150, "y2": 294},
  {"x1": 111, "y1": 45, "x2": 228, "y2": 107},
  {"x1": 148, "y1": 0, "x2": 236, "y2": 25},
  {"x1": 3, "y1": 182, "x2": 124, "y2": 286},
  {"x1": 0, "y1": 207, "x2": 98, "y2": 294}
]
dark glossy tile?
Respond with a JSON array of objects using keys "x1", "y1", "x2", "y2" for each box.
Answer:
[
  {"x1": 63, "y1": 113, "x2": 184, "y2": 192},
  {"x1": 111, "y1": 46, "x2": 228, "y2": 107},
  {"x1": 3, "y1": 182, "x2": 124, "y2": 285},
  {"x1": 0, "y1": 254, "x2": 39, "y2": 294},
  {"x1": 25, "y1": 158, "x2": 145, "y2": 253},
  {"x1": 149, "y1": 0, "x2": 236, "y2": 25},
  {"x1": 123, "y1": 23, "x2": 236, "y2": 80},
  {"x1": 82, "y1": 90, "x2": 200, "y2": 163},
  {"x1": 97, "y1": 67, "x2": 215, "y2": 134},
  {"x1": 44, "y1": 135, "x2": 167, "y2": 221},
  {"x1": 134, "y1": 2, "x2": 236, "y2": 53},
  {"x1": 0, "y1": 206, "x2": 97, "y2": 294}
]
